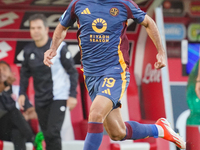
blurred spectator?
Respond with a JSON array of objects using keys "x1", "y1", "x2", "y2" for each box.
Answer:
[
  {"x1": 4, "y1": 85, "x2": 38, "y2": 121},
  {"x1": 0, "y1": 61, "x2": 35, "y2": 150},
  {"x1": 18, "y1": 14, "x2": 78, "y2": 150}
]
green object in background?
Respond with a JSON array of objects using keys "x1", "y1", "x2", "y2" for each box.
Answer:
[
  {"x1": 186, "y1": 60, "x2": 200, "y2": 125},
  {"x1": 34, "y1": 132, "x2": 44, "y2": 150}
]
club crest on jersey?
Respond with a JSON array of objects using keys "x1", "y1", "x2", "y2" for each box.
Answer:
[
  {"x1": 110, "y1": 7, "x2": 119, "y2": 16},
  {"x1": 30, "y1": 53, "x2": 35, "y2": 60}
]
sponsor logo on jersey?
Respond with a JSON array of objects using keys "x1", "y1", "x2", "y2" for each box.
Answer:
[
  {"x1": 30, "y1": 53, "x2": 35, "y2": 60},
  {"x1": 90, "y1": 35, "x2": 109, "y2": 42},
  {"x1": 110, "y1": 7, "x2": 119, "y2": 16},
  {"x1": 92, "y1": 18, "x2": 107, "y2": 33},
  {"x1": 81, "y1": 8, "x2": 91, "y2": 14},
  {"x1": 90, "y1": 18, "x2": 110, "y2": 42}
]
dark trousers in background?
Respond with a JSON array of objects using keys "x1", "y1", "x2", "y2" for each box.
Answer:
[
  {"x1": 0, "y1": 108, "x2": 35, "y2": 150},
  {"x1": 36, "y1": 100, "x2": 66, "y2": 150}
]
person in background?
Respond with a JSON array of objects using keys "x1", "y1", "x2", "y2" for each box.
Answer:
[
  {"x1": 195, "y1": 61, "x2": 200, "y2": 98},
  {"x1": 18, "y1": 14, "x2": 78, "y2": 150},
  {"x1": 4, "y1": 84, "x2": 38, "y2": 121},
  {"x1": 43, "y1": 0, "x2": 186, "y2": 149},
  {"x1": 0, "y1": 61, "x2": 35, "y2": 150}
]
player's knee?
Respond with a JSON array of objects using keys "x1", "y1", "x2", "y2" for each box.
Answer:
[
  {"x1": 109, "y1": 133, "x2": 125, "y2": 141},
  {"x1": 89, "y1": 110, "x2": 104, "y2": 122},
  {"x1": 109, "y1": 129, "x2": 126, "y2": 141}
]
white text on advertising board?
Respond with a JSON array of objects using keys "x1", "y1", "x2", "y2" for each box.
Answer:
[{"x1": 142, "y1": 63, "x2": 161, "y2": 84}]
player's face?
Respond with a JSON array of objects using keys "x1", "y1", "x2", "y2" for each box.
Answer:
[
  {"x1": 0, "y1": 64, "x2": 11, "y2": 82},
  {"x1": 30, "y1": 19, "x2": 49, "y2": 42}
]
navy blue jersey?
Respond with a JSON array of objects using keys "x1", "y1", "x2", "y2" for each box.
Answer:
[{"x1": 60, "y1": 0, "x2": 146, "y2": 76}]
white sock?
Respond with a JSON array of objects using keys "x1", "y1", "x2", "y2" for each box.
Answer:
[{"x1": 156, "y1": 125, "x2": 164, "y2": 137}]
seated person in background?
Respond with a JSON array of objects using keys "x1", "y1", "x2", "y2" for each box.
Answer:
[
  {"x1": 4, "y1": 85, "x2": 38, "y2": 121},
  {"x1": 0, "y1": 61, "x2": 36, "y2": 150},
  {"x1": 22, "y1": 101, "x2": 38, "y2": 121}
]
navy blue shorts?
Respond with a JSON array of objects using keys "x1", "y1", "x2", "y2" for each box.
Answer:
[{"x1": 84, "y1": 71, "x2": 130, "y2": 108}]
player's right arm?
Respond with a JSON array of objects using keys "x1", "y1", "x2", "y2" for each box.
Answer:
[
  {"x1": 18, "y1": 50, "x2": 31, "y2": 110},
  {"x1": 44, "y1": 23, "x2": 68, "y2": 67},
  {"x1": 195, "y1": 60, "x2": 200, "y2": 98},
  {"x1": 44, "y1": 0, "x2": 77, "y2": 67}
]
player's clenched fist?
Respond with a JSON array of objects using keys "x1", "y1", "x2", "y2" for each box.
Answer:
[
  {"x1": 154, "y1": 52, "x2": 166, "y2": 69},
  {"x1": 43, "y1": 49, "x2": 57, "y2": 67}
]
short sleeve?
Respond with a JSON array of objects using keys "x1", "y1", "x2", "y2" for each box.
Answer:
[
  {"x1": 59, "y1": 0, "x2": 78, "y2": 28},
  {"x1": 123, "y1": 0, "x2": 146, "y2": 23}
]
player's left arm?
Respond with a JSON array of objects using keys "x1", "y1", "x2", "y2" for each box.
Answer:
[
  {"x1": 140, "y1": 15, "x2": 166, "y2": 69},
  {"x1": 60, "y1": 45, "x2": 79, "y2": 99}
]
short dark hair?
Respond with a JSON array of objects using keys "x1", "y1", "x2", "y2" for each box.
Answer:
[
  {"x1": 0, "y1": 61, "x2": 11, "y2": 70},
  {"x1": 29, "y1": 14, "x2": 48, "y2": 27}
]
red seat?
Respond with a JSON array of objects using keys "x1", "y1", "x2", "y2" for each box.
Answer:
[{"x1": 70, "y1": 82, "x2": 85, "y2": 140}]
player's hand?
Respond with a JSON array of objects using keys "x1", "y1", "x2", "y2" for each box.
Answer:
[
  {"x1": 6, "y1": 72, "x2": 16, "y2": 85},
  {"x1": 43, "y1": 49, "x2": 57, "y2": 67},
  {"x1": 195, "y1": 81, "x2": 200, "y2": 99},
  {"x1": 154, "y1": 51, "x2": 166, "y2": 69},
  {"x1": 0, "y1": 69, "x2": 15, "y2": 92},
  {"x1": 0, "y1": 69, "x2": 6, "y2": 83},
  {"x1": 18, "y1": 95, "x2": 26, "y2": 110},
  {"x1": 67, "y1": 97, "x2": 77, "y2": 111}
]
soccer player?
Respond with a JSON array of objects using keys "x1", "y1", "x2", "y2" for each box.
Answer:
[
  {"x1": 43, "y1": 0, "x2": 186, "y2": 149},
  {"x1": 18, "y1": 14, "x2": 78, "y2": 150}
]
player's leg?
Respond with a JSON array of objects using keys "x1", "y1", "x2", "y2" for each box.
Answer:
[
  {"x1": 45, "y1": 100, "x2": 66, "y2": 150},
  {"x1": 83, "y1": 72, "x2": 128, "y2": 150},
  {"x1": 104, "y1": 106, "x2": 186, "y2": 149},
  {"x1": 104, "y1": 107, "x2": 159, "y2": 141},
  {"x1": 104, "y1": 108, "x2": 186, "y2": 149},
  {"x1": 11, "y1": 128, "x2": 26, "y2": 150},
  {"x1": 10, "y1": 108, "x2": 35, "y2": 142},
  {"x1": 83, "y1": 95, "x2": 113, "y2": 150},
  {"x1": 35, "y1": 102, "x2": 53, "y2": 150},
  {"x1": 155, "y1": 118, "x2": 186, "y2": 149},
  {"x1": 103, "y1": 107, "x2": 126, "y2": 140}
]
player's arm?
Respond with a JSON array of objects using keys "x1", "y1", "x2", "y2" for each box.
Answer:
[
  {"x1": 18, "y1": 52, "x2": 31, "y2": 110},
  {"x1": 195, "y1": 60, "x2": 200, "y2": 98},
  {"x1": 60, "y1": 46, "x2": 78, "y2": 110},
  {"x1": 44, "y1": 23, "x2": 68, "y2": 67},
  {"x1": 140, "y1": 15, "x2": 166, "y2": 69},
  {"x1": 60, "y1": 45, "x2": 78, "y2": 98},
  {"x1": 44, "y1": 0, "x2": 77, "y2": 67}
]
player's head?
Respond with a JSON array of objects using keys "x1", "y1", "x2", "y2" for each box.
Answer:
[
  {"x1": 0, "y1": 61, "x2": 12, "y2": 82},
  {"x1": 29, "y1": 14, "x2": 49, "y2": 42}
]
